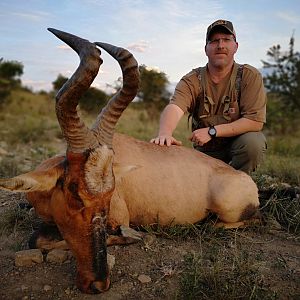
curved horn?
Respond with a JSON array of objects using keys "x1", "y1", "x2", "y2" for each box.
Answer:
[
  {"x1": 92, "y1": 43, "x2": 140, "y2": 148},
  {"x1": 48, "y1": 28, "x2": 102, "y2": 153}
]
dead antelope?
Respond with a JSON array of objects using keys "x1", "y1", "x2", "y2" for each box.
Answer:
[{"x1": 0, "y1": 29, "x2": 259, "y2": 294}]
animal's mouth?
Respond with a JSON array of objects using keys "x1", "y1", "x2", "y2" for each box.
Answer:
[
  {"x1": 76, "y1": 270, "x2": 111, "y2": 294},
  {"x1": 90, "y1": 278, "x2": 111, "y2": 294}
]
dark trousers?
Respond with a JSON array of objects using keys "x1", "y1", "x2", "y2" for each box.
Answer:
[{"x1": 199, "y1": 132, "x2": 267, "y2": 174}]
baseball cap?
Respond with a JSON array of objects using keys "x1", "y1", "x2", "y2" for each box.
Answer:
[{"x1": 206, "y1": 20, "x2": 236, "y2": 43}]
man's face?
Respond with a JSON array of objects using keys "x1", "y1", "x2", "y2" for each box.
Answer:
[{"x1": 205, "y1": 31, "x2": 238, "y2": 69}]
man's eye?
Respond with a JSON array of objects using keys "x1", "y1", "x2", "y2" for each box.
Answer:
[{"x1": 209, "y1": 37, "x2": 234, "y2": 45}]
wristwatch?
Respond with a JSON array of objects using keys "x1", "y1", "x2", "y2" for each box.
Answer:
[{"x1": 208, "y1": 126, "x2": 217, "y2": 138}]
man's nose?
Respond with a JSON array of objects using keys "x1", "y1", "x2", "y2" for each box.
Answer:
[{"x1": 217, "y1": 39, "x2": 226, "y2": 47}]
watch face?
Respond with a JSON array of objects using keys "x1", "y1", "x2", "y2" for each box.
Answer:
[{"x1": 209, "y1": 127, "x2": 216, "y2": 136}]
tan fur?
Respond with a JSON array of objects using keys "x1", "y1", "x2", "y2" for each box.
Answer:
[{"x1": 108, "y1": 133, "x2": 259, "y2": 228}]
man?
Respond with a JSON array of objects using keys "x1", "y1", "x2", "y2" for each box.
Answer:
[{"x1": 150, "y1": 19, "x2": 267, "y2": 174}]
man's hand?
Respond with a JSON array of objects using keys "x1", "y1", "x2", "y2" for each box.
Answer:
[
  {"x1": 190, "y1": 128, "x2": 211, "y2": 146},
  {"x1": 150, "y1": 135, "x2": 182, "y2": 146},
  {"x1": 149, "y1": 104, "x2": 184, "y2": 147}
]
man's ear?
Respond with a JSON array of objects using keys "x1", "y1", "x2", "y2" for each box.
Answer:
[
  {"x1": 113, "y1": 163, "x2": 140, "y2": 182},
  {"x1": 234, "y1": 41, "x2": 239, "y2": 53}
]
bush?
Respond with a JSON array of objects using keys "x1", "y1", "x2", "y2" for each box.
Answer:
[{"x1": 79, "y1": 87, "x2": 108, "y2": 113}]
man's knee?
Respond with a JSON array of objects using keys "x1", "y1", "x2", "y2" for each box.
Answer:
[
  {"x1": 235, "y1": 132, "x2": 266, "y2": 157},
  {"x1": 230, "y1": 132, "x2": 267, "y2": 173}
]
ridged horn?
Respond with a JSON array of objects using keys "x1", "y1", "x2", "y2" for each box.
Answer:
[
  {"x1": 48, "y1": 28, "x2": 102, "y2": 153},
  {"x1": 92, "y1": 42, "x2": 140, "y2": 148}
]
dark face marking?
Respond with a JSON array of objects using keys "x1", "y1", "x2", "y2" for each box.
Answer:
[{"x1": 92, "y1": 212, "x2": 108, "y2": 281}]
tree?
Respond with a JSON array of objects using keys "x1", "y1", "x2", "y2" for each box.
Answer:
[
  {"x1": 80, "y1": 87, "x2": 108, "y2": 113},
  {"x1": 0, "y1": 58, "x2": 23, "y2": 104},
  {"x1": 0, "y1": 58, "x2": 23, "y2": 83},
  {"x1": 262, "y1": 35, "x2": 300, "y2": 133},
  {"x1": 262, "y1": 35, "x2": 300, "y2": 110},
  {"x1": 52, "y1": 74, "x2": 68, "y2": 93},
  {"x1": 138, "y1": 65, "x2": 171, "y2": 119},
  {"x1": 52, "y1": 74, "x2": 108, "y2": 113},
  {"x1": 138, "y1": 65, "x2": 170, "y2": 103}
]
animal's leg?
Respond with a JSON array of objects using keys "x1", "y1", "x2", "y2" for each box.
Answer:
[
  {"x1": 120, "y1": 225, "x2": 144, "y2": 240},
  {"x1": 29, "y1": 222, "x2": 143, "y2": 250},
  {"x1": 107, "y1": 225, "x2": 144, "y2": 246},
  {"x1": 214, "y1": 210, "x2": 262, "y2": 229},
  {"x1": 28, "y1": 222, "x2": 69, "y2": 251},
  {"x1": 214, "y1": 220, "x2": 248, "y2": 229},
  {"x1": 106, "y1": 191, "x2": 144, "y2": 245}
]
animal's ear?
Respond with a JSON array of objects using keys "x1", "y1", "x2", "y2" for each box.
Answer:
[
  {"x1": 113, "y1": 163, "x2": 140, "y2": 182},
  {"x1": 0, "y1": 167, "x2": 64, "y2": 193}
]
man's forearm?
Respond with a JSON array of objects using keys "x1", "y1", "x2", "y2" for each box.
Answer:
[
  {"x1": 215, "y1": 117, "x2": 264, "y2": 138},
  {"x1": 158, "y1": 104, "x2": 184, "y2": 135}
]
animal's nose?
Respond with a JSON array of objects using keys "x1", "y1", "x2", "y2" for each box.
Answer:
[{"x1": 90, "y1": 278, "x2": 111, "y2": 294}]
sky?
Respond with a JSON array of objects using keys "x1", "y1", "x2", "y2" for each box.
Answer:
[{"x1": 1, "y1": 0, "x2": 300, "y2": 92}]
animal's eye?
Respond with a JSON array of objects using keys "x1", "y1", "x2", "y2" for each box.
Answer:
[
  {"x1": 68, "y1": 182, "x2": 78, "y2": 195},
  {"x1": 56, "y1": 178, "x2": 64, "y2": 188}
]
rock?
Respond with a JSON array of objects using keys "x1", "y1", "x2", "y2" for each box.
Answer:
[
  {"x1": 0, "y1": 147, "x2": 8, "y2": 156},
  {"x1": 108, "y1": 253, "x2": 115, "y2": 271},
  {"x1": 46, "y1": 249, "x2": 68, "y2": 264},
  {"x1": 268, "y1": 218, "x2": 282, "y2": 230},
  {"x1": 43, "y1": 285, "x2": 52, "y2": 292},
  {"x1": 21, "y1": 285, "x2": 29, "y2": 291},
  {"x1": 137, "y1": 274, "x2": 151, "y2": 283},
  {"x1": 143, "y1": 234, "x2": 156, "y2": 247},
  {"x1": 15, "y1": 249, "x2": 43, "y2": 267}
]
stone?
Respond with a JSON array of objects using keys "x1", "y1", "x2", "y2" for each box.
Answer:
[
  {"x1": 46, "y1": 249, "x2": 68, "y2": 264},
  {"x1": 15, "y1": 249, "x2": 43, "y2": 267},
  {"x1": 43, "y1": 285, "x2": 52, "y2": 292},
  {"x1": 137, "y1": 274, "x2": 151, "y2": 283},
  {"x1": 143, "y1": 234, "x2": 156, "y2": 248},
  {"x1": 107, "y1": 253, "x2": 115, "y2": 271},
  {"x1": 0, "y1": 147, "x2": 8, "y2": 156},
  {"x1": 268, "y1": 218, "x2": 282, "y2": 230}
]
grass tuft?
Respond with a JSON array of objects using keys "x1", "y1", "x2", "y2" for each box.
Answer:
[
  {"x1": 254, "y1": 174, "x2": 300, "y2": 234},
  {"x1": 179, "y1": 247, "x2": 277, "y2": 300},
  {"x1": 0, "y1": 205, "x2": 34, "y2": 235}
]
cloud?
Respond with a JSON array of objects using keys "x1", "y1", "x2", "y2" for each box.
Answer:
[
  {"x1": 56, "y1": 45, "x2": 72, "y2": 50},
  {"x1": 144, "y1": 65, "x2": 161, "y2": 72},
  {"x1": 11, "y1": 11, "x2": 50, "y2": 22},
  {"x1": 276, "y1": 11, "x2": 300, "y2": 24},
  {"x1": 127, "y1": 40, "x2": 150, "y2": 53}
]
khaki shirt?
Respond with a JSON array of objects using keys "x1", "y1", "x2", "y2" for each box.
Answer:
[{"x1": 170, "y1": 63, "x2": 267, "y2": 123}]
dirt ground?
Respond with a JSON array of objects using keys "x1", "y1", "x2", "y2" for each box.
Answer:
[{"x1": 0, "y1": 190, "x2": 299, "y2": 300}]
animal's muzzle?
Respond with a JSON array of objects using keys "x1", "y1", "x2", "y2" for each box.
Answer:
[
  {"x1": 90, "y1": 277, "x2": 111, "y2": 293},
  {"x1": 76, "y1": 272, "x2": 110, "y2": 294}
]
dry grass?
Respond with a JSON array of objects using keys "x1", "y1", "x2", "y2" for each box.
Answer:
[
  {"x1": 0, "y1": 89, "x2": 299, "y2": 298},
  {"x1": 179, "y1": 245, "x2": 277, "y2": 300}
]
